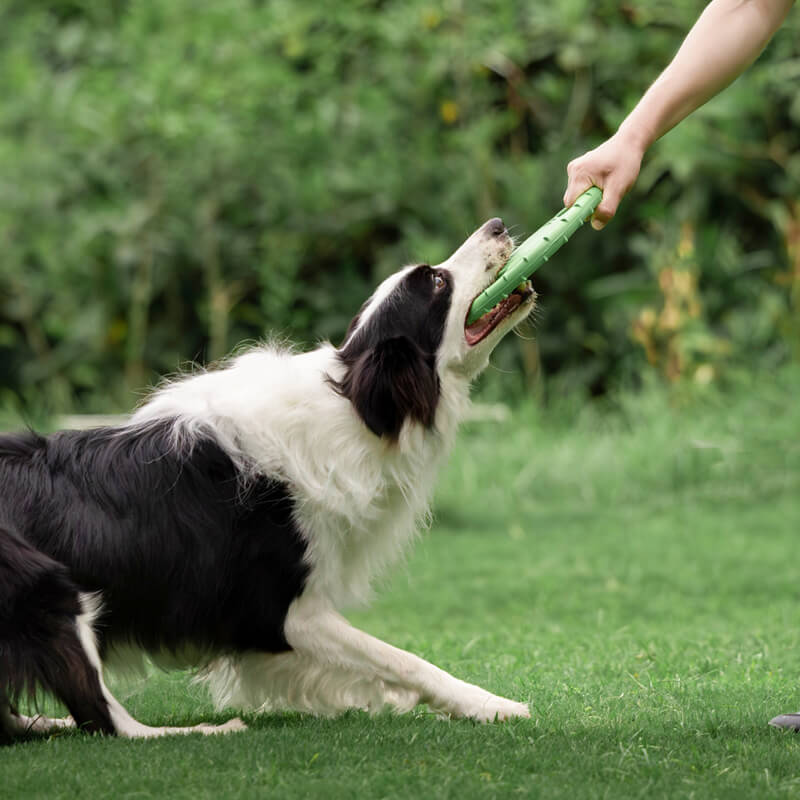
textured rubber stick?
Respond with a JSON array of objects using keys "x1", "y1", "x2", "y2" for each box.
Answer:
[{"x1": 467, "y1": 186, "x2": 602, "y2": 325}]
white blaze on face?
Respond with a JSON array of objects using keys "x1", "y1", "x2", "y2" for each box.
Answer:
[{"x1": 433, "y1": 220, "x2": 533, "y2": 377}]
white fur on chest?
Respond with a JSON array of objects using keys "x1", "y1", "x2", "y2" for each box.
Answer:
[{"x1": 131, "y1": 343, "x2": 470, "y2": 609}]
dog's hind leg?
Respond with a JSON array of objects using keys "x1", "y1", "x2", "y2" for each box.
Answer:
[
  {"x1": 0, "y1": 528, "x2": 243, "y2": 740},
  {"x1": 72, "y1": 596, "x2": 246, "y2": 739},
  {"x1": 0, "y1": 527, "x2": 117, "y2": 738},
  {"x1": 1, "y1": 664, "x2": 74, "y2": 741}
]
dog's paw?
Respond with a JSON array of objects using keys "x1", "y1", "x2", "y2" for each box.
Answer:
[
  {"x1": 10, "y1": 713, "x2": 75, "y2": 734},
  {"x1": 471, "y1": 696, "x2": 530, "y2": 723},
  {"x1": 450, "y1": 691, "x2": 530, "y2": 723},
  {"x1": 198, "y1": 717, "x2": 247, "y2": 735}
]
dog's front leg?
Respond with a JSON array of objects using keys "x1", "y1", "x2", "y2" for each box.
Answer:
[{"x1": 284, "y1": 597, "x2": 529, "y2": 722}]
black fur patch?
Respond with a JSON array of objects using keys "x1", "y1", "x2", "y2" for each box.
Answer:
[
  {"x1": 0, "y1": 525, "x2": 115, "y2": 735},
  {"x1": 0, "y1": 422, "x2": 310, "y2": 664},
  {"x1": 332, "y1": 265, "x2": 453, "y2": 438}
]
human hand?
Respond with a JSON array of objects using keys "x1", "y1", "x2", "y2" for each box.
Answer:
[{"x1": 563, "y1": 132, "x2": 645, "y2": 230}]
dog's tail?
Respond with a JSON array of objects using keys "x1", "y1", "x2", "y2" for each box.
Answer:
[{"x1": 0, "y1": 525, "x2": 115, "y2": 740}]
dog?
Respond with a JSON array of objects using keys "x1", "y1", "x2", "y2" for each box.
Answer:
[{"x1": 0, "y1": 217, "x2": 534, "y2": 740}]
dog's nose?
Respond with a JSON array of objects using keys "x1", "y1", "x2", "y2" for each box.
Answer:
[{"x1": 484, "y1": 217, "x2": 506, "y2": 237}]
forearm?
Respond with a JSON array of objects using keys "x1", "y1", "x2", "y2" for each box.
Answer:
[{"x1": 618, "y1": 0, "x2": 794, "y2": 151}]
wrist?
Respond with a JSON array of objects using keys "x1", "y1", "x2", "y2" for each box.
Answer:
[{"x1": 615, "y1": 119, "x2": 653, "y2": 157}]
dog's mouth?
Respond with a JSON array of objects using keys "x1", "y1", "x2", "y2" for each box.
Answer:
[{"x1": 464, "y1": 279, "x2": 535, "y2": 346}]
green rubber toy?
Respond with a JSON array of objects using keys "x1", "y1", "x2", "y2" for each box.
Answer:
[{"x1": 466, "y1": 186, "x2": 602, "y2": 325}]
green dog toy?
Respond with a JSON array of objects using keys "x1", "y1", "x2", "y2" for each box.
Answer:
[{"x1": 466, "y1": 186, "x2": 602, "y2": 325}]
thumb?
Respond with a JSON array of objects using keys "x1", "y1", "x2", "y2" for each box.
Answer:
[{"x1": 563, "y1": 176, "x2": 594, "y2": 209}]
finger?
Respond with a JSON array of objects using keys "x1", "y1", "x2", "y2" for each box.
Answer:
[{"x1": 590, "y1": 184, "x2": 622, "y2": 230}]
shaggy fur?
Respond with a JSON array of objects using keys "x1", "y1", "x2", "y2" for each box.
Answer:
[{"x1": 0, "y1": 217, "x2": 535, "y2": 739}]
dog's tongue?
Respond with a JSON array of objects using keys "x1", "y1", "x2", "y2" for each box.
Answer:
[
  {"x1": 465, "y1": 314, "x2": 494, "y2": 344},
  {"x1": 464, "y1": 294, "x2": 522, "y2": 346}
]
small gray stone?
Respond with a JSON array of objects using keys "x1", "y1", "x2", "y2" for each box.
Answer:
[{"x1": 769, "y1": 713, "x2": 800, "y2": 731}]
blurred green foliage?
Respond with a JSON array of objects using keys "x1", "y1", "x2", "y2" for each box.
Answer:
[{"x1": 1, "y1": 0, "x2": 798, "y2": 413}]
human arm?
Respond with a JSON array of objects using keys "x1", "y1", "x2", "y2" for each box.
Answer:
[{"x1": 564, "y1": 0, "x2": 795, "y2": 229}]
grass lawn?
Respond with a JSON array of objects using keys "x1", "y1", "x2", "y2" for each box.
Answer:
[{"x1": 2, "y1": 369, "x2": 800, "y2": 798}]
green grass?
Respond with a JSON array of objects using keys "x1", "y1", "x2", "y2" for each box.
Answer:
[{"x1": 3, "y1": 369, "x2": 800, "y2": 798}]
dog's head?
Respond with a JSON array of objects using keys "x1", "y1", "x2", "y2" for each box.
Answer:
[{"x1": 332, "y1": 218, "x2": 536, "y2": 438}]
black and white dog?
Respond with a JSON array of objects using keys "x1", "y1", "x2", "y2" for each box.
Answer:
[{"x1": 0, "y1": 217, "x2": 534, "y2": 740}]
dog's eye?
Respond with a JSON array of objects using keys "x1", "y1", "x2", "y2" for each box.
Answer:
[{"x1": 432, "y1": 272, "x2": 447, "y2": 292}]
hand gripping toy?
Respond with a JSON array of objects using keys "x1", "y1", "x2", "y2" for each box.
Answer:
[{"x1": 466, "y1": 186, "x2": 602, "y2": 325}]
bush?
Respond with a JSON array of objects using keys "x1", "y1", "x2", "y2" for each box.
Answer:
[{"x1": 0, "y1": 0, "x2": 798, "y2": 413}]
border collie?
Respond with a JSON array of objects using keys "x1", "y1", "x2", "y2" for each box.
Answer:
[{"x1": 0, "y1": 217, "x2": 534, "y2": 740}]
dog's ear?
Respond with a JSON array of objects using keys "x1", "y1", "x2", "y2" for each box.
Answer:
[{"x1": 335, "y1": 336, "x2": 439, "y2": 439}]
